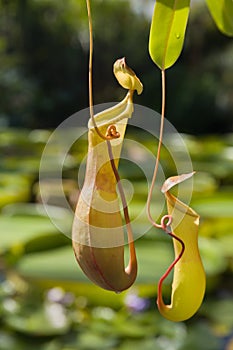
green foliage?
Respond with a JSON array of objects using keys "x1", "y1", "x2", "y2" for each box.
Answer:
[
  {"x1": 0, "y1": 0, "x2": 232, "y2": 347},
  {"x1": 0, "y1": 0, "x2": 149, "y2": 128},
  {"x1": 0, "y1": 0, "x2": 88, "y2": 127},
  {"x1": 149, "y1": 0, "x2": 190, "y2": 70},
  {"x1": 0, "y1": 128, "x2": 233, "y2": 348},
  {"x1": 149, "y1": 0, "x2": 232, "y2": 71},
  {"x1": 206, "y1": 0, "x2": 233, "y2": 37},
  {"x1": 0, "y1": 1, "x2": 232, "y2": 133}
]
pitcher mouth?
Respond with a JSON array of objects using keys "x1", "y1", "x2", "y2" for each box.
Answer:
[{"x1": 88, "y1": 91, "x2": 134, "y2": 129}]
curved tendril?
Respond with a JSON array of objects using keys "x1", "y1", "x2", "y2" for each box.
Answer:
[
  {"x1": 146, "y1": 69, "x2": 186, "y2": 307},
  {"x1": 86, "y1": 0, "x2": 118, "y2": 142},
  {"x1": 105, "y1": 125, "x2": 120, "y2": 140},
  {"x1": 158, "y1": 214, "x2": 186, "y2": 289},
  {"x1": 160, "y1": 214, "x2": 173, "y2": 230},
  {"x1": 146, "y1": 69, "x2": 166, "y2": 230},
  {"x1": 106, "y1": 141, "x2": 136, "y2": 265},
  {"x1": 157, "y1": 226, "x2": 186, "y2": 306},
  {"x1": 86, "y1": 0, "x2": 134, "y2": 252}
]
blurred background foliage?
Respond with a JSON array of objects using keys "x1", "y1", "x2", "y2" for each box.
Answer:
[
  {"x1": 0, "y1": 0, "x2": 232, "y2": 132},
  {"x1": 0, "y1": 0, "x2": 233, "y2": 349}
]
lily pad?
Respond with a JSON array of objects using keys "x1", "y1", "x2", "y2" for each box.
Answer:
[
  {"x1": 16, "y1": 240, "x2": 174, "y2": 285},
  {"x1": 218, "y1": 234, "x2": 233, "y2": 258},
  {"x1": 0, "y1": 173, "x2": 31, "y2": 208},
  {"x1": 199, "y1": 237, "x2": 227, "y2": 276},
  {"x1": 0, "y1": 204, "x2": 72, "y2": 255},
  {"x1": 199, "y1": 218, "x2": 233, "y2": 238},
  {"x1": 192, "y1": 192, "x2": 233, "y2": 218},
  {"x1": 180, "y1": 322, "x2": 221, "y2": 350},
  {"x1": 0, "y1": 330, "x2": 29, "y2": 350},
  {"x1": 201, "y1": 299, "x2": 233, "y2": 333},
  {"x1": 16, "y1": 246, "x2": 83, "y2": 281},
  {"x1": 77, "y1": 331, "x2": 117, "y2": 349},
  {"x1": 5, "y1": 303, "x2": 71, "y2": 336},
  {"x1": 0, "y1": 216, "x2": 58, "y2": 252}
]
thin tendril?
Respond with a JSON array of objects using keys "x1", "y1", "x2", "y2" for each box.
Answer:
[
  {"x1": 146, "y1": 69, "x2": 166, "y2": 229},
  {"x1": 157, "y1": 228, "x2": 185, "y2": 304},
  {"x1": 86, "y1": 0, "x2": 135, "y2": 260},
  {"x1": 86, "y1": 0, "x2": 115, "y2": 141},
  {"x1": 107, "y1": 142, "x2": 136, "y2": 270},
  {"x1": 146, "y1": 71, "x2": 186, "y2": 306},
  {"x1": 107, "y1": 141, "x2": 135, "y2": 244}
]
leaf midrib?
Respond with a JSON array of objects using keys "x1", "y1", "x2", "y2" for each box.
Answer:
[{"x1": 162, "y1": 0, "x2": 178, "y2": 70}]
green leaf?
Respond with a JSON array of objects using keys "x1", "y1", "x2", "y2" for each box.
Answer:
[
  {"x1": 199, "y1": 238, "x2": 227, "y2": 276},
  {"x1": 205, "y1": 0, "x2": 233, "y2": 37},
  {"x1": 0, "y1": 216, "x2": 59, "y2": 252},
  {"x1": 5, "y1": 305, "x2": 71, "y2": 336},
  {"x1": 16, "y1": 242, "x2": 173, "y2": 285},
  {"x1": 78, "y1": 331, "x2": 117, "y2": 349},
  {"x1": 149, "y1": 0, "x2": 190, "y2": 70},
  {"x1": 0, "y1": 173, "x2": 31, "y2": 209},
  {"x1": 192, "y1": 192, "x2": 233, "y2": 218},
  {"x1": 204, "y1": 299, "x2": 233, "y2": 330},
  {"x1": 0, "y1": 204, "x2": 72, "y2": 256}
]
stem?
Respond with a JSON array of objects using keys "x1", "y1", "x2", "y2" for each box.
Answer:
[
  {"x1": 86, "y1": 0, "x2": 94, "y2": 120},
  {"x1": 86, "y1": 0, "x2": 135, "y2": 261},
  {"x1": 151, "y1": 73, "x2": 186, "y2": 308},
  {"x1": 146, "y1": 69, "x2": 166, "y2": 229},
  {"x1": 86, "y1": 0, "x2": 108, "y2": 141}
]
